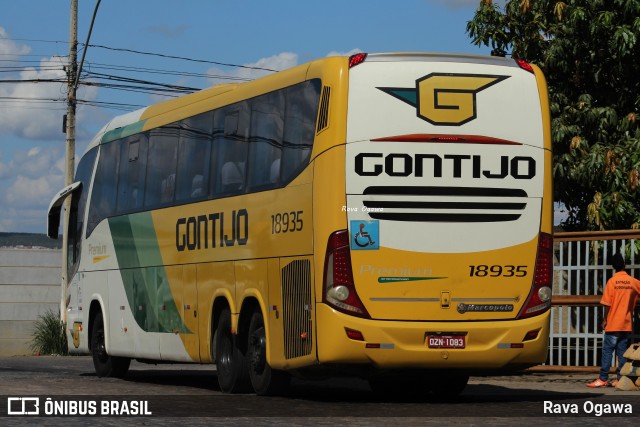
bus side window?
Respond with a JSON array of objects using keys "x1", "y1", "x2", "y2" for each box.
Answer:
[
  {"x1": 281, "y1": 79, "x2": 321, "y2": 184},
  {"x1": 212, "y1": 104, "x2": 249, "y2": 196},
  {"x1": 145, "y1": 126, "x2": 179, "y2": 208},
  {"x1": 176, "y1": 112, "x2": 212, "y2": 202},
  {"x1": 116, "y1": 135, "x2": 148, "y2": 213},
  {"x1": 248, "y1": 91, "x2": 284, "y2": 190},
  {"x1": 87, "y1": 140, "x2": 120, "y2": 236}
]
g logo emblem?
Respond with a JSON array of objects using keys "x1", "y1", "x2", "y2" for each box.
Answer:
[{"x1": 379, "y1": 73, "x2": 509, "y2": 126}]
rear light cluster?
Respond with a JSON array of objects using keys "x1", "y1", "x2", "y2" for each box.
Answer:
[
  {"x1": 348, "y1": 53, "x2": 367, "y2": 68},
  {"x1": 522, "y1": 329, "x2": 541, "y2": 342},
  {"x1": 516, "y1": 59, "x2": 534, "y2": 74},
  {"x1": 517, "y1": 232, "x2": 553, "y2": 319},
  {"x1": 323, "y1": 230, "x2": 370, "y2": 318}
]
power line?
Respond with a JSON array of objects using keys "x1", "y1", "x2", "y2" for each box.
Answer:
[
  {"x1": 0, "y1": 36, "x2": 68, "y2": 44},
  {"x1": 0, "y1": 59, "x2": 251, "y2": 82},
  {"x1": 0, "y1": 104, "x2": 64, "y2": 111},
  {"x1": 1, "y1": 36, "x2": 280, "y2": 72},
  {"x1": 0, "y1": 95, "x2": 145, "y2": 112},
  {"x1": 0, "y1": 96, "x2": 64, "y2": 102},
  {"x1": 81, "y1": 81, "x2": 190, "y2": 96},
  {"x1": 85, "y1": 71, "x2": 200, "y2": 92},
  {"x1": 87, "y1": 44, "x2": 279, "y2": 72},
  {"x1": 0, "y1": 33, "x2": 281, "y2": 113},
  {"x1": 0, "y1": 75, "x2": 193, "y2": 98},
  {"x1": 1, "y1": 66, "x2": 203, "y2": 93},
  {"x1": 0, "y1": 79, "x2": 66, "y2": 84},
  {"x1": 84, "y1": 61, "x2": 252, "y2": 81},
  {"x1": 0, "y1": 53, "x2": 68, "y2": 58},
  {"x1": 76, "y1": 99, "x2": 145, "y2": 111},
  {"x1": 0, "y1": 67, "x2": 64, "y2": 73},
  {"x1": 0, "y1": 59, "x2": 66, "y2": 63}
]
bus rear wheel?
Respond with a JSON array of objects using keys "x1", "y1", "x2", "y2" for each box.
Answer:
[
  {"x1": 247, "y1": 311, "x2": 290, "y2": 396},
  {"x1": 215, "y1": 308, "x2": 250, "y2": 393},
  {"x1": 90, "y1": 312, "x2": 130, "y2": 378}
]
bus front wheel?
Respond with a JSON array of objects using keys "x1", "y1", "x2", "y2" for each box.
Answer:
[
  {"x1": 247, "y1": 311, "x2": 290, "y2": 396},
  {"x1": 215, "y1": 308, "x2": 250, "y2": 393},
  {"x1": 90, "y1": 312, "x2": 130, "y2": 378}
]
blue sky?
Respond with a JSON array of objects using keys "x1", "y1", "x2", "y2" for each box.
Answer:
[{"x1": 1, "y1": 0, "x2": 493, "y2": 233}]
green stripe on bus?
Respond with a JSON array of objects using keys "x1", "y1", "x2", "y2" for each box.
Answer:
[
  {"x1": 101, "y1": 120, "x2": 146, "y2": 144},
  {"x1": 378, "y1": 276, "x2": 447, "y2": 283},
  {"x1": 128, "y1": 213, "x2": 164, "y2": 266},
  {"x1": 109, "y1": 214, "x2": 190, "y2": 334}
]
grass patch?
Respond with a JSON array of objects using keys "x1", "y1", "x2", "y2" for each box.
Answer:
[{"x1": 30, "y1": 309, "x2": 68, "y2": 356}]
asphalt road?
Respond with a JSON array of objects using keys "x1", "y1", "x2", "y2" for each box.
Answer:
[{"x1": 0, "y1": 356, "x2": 638, "y2": 425}]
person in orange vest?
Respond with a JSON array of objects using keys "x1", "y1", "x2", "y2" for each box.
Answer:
[{"x1": 587, "y1": 253, "x2": 640, "y2": 388}]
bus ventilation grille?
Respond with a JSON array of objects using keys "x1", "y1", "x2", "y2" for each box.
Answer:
[
  {"x1": 361, "y1": 186, "x2": 527, "y2": 222},
  {"x1": 316, "y1": 86, "x2": 331, "y2": 133},
  {"x1": 282, "y1": 259, "x2": 313, "y2": 359}
]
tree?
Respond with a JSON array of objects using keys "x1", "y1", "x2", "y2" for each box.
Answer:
[{"x1": 467, "y1": 0, "x2": 640, "y2": 231}]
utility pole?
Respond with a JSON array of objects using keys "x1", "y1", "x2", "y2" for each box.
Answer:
[{"x1": 61, "y1": 0, "x2": 78, "y2": 323}]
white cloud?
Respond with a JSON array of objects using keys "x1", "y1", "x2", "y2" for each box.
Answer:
[
  {"x1": 4, "y1": 69, "x2": 98, "y2": 141},
  {"x1": 5, "y1": 174, "x2": 64, "y2": 208},
  {"x1": 204, "y1": 50, "x2": 369, "y2": 89},
  {"x1": 325, "y1": 48, "x2": 363, "y2": 57},
  {"x1": 0, "y1": 29, "x2": 75, "y2": 232},
  {"x1": 0, "y1": 207, "x2": 50, "y2": 233},
  {"x1": 0, "y1": 28, "x2": 99, "y2": 141},
  {"x1": 8, "y1": 146, "x2": 64, "y2": 179},
  {"x1": 0, "y1": 55, "x2": 68, "y2": 140},
  {"x1": 0, "y1": 153, "x2": 6, "y2": 178},
  {"x1": 205, "y1": 52, "x2": 299, "y2": 86},
  {"x1": 0, "y1": 27, "x2": 30, "y2": 56},
  {"x1": 1, "y1": 145, "x2": 64, "y2": 205}
]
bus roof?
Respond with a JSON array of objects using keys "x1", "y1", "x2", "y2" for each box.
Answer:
[
  {"x1": 364, "y1": 52, "x2": 519, "y2": 68},
  {"x1": 83, "y1": 52, "x2": 522, "y2": 155},
  {"x1": 83, "y1": 59, "x2": 317, "y2": 154}
]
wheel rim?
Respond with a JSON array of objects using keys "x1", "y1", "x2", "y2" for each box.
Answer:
[
  {"x1": 218, "y1": 330, "x2": 233, "y2": 375},
  {"x1": 95, "y1": 328, "x2": 108, "y2": 363},
  {"x1": 249, "y1": 327, "x2": 267, "y2": 376}
]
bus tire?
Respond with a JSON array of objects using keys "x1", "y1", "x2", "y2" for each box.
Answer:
[
  {"x1": 247, "y1": 311, "x2": 290, "y2": 396},
  {"x1": 215, "y1": 308, "x2": 250, "y2": 393},
  {"x1": 90, "y1": 312, "x2": 130, "y2": 378}
]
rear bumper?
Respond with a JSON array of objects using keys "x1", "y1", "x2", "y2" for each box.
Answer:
[{"x1": 316, "y1": 303, "x2": 549, "y2": 370}]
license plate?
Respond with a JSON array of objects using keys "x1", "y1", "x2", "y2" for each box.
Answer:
[{"x1": 427, "y1": 335, "x2": 466, "y2": 349}]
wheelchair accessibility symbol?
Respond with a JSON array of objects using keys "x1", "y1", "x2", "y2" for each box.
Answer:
[{"x1": 350, "y1": 220, "x2": 380, "y2": 250}]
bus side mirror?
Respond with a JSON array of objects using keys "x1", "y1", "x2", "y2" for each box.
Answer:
[
  {"x1": 46, "y1": 181, "x2": 82, "y2": 239},
  {"x1": 48, "y1": 210, "x2": 61, "y2": 239}
]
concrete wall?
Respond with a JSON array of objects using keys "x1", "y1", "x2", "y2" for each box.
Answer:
[{"x1": 0, "y1": 248, "x2": 61, "y2": 356}]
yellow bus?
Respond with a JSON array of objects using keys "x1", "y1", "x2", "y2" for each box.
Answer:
[{"x1": 48, "y1": 52, "x2": 553, "y2": 397}]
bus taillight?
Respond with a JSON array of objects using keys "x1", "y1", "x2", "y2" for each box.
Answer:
[
  {"x1": 323, "y1": 230, "x2": 371, "y2": 318},
  {"x1": 517, "y1": 232, "x2": 552, "y2": 319},
  {"x1": 348, "y1": 53, "x2": 368, "y2": 68},
  {"x1": 516, "y1": 58, "x2": 534, "y2": 74}
]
